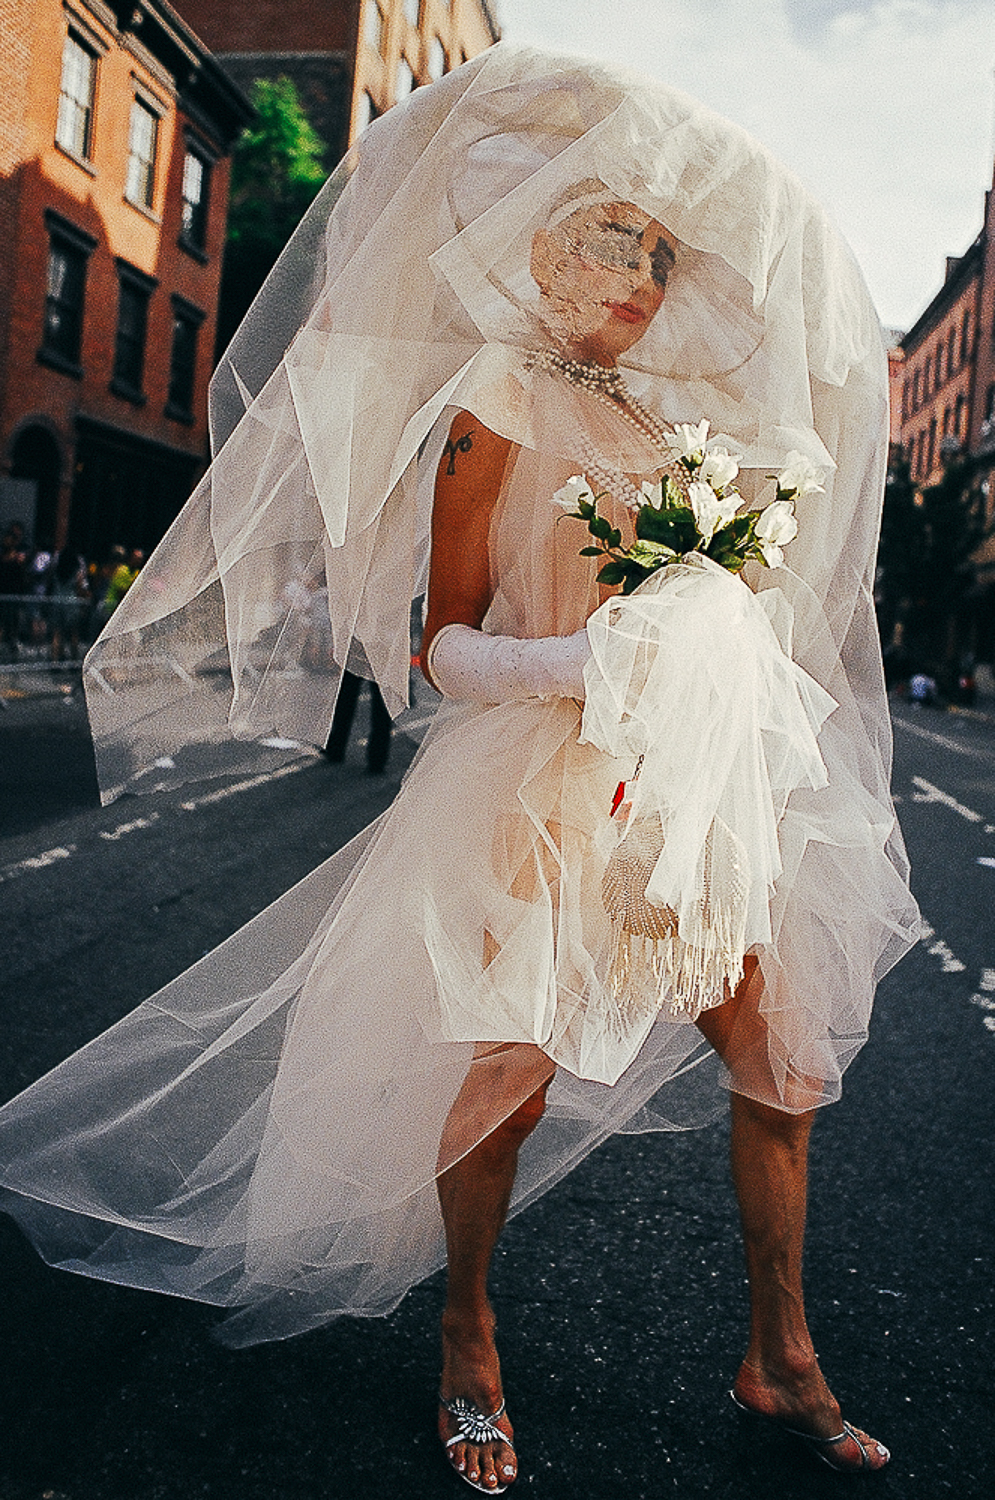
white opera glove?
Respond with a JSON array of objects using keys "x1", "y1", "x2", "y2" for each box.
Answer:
[{"x1": 426, "y1": 622, "x2": 590, "y2": 704}]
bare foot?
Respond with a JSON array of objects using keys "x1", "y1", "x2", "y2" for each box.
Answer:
[
  {"x1": 733, "y1": 1356, "x2": 890, "y2": 1473},
  {"x1": 439, "y1": 1309, "x2": 517, "y2": 1491}
]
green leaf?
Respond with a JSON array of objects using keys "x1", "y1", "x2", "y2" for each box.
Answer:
[
  {"x1": 596, "y1": 561, "x2": 626, "y2": 586},
  {"x1": 589, "y1": 515, "x2": 613, "y2": 540},
  {"x1": 637, "y1": 505, "x2": 697, "y2": 552},
  {"x1": 579, "y1": 546, "x2": 604, "y2": 557},
  {"x1": 607, "y1": 528, "x2": 623, "y2": 548}
]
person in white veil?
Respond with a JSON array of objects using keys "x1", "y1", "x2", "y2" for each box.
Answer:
[{"x1": 0, "y1": 45, "x2": 918, "y2": 1491}]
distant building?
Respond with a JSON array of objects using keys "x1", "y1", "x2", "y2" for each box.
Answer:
[
  {"x1": 0, "y1": 1, "x2": 252, "y2": 559},
  {"x1": 892, "y1": 152, "x2": 995, "y2": 601},
  {"x1": 174, "y1": 1, "x2": 500, "y2": 169}
]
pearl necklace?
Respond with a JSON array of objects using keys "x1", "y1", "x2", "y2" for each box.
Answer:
[{"x1": 525, "y1": 349, "x2": 689, "y2": 514}]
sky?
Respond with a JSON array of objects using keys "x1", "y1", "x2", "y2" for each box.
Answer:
[{"x1": 495, "y1": 0, "x2": 995, "y2": 332}]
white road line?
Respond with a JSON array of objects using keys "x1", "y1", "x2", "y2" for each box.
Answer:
[
  {"x1": 0, "y1": 845, "x2": 77, "y2": 883},
  {"x1": 978, "y1": 857, "x2": 995, "y2": 869},
  {"x1": 910, "y1": 776, "x2": 984, "y2": 824},
  {"x1": 925, "y1": 937, "x2": 966, "y2": 973},
  {"x1": 892, "y1": 713, "x2": 991, "y2": 759},
  {"x1": 99, "y1": 814, "x2": 160, "y2": 842},
  {"x1": 919, "y1": 920, "x2": 995, "y2": 1041},
  {"x1": 179, "y1": 759, "x2": 311, "y2": 811}
]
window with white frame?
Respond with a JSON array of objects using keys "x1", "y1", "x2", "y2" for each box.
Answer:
[
  {"x1": 56, "y1": 31, "x2": 97, "y2": 160},
  {"x1": 39, "y1": 211, "x2": 96, "y2": 375},
  {"x1": 166, "y1": 296, "x2": 205, "y2": 423},
  {"x1": 125, "y1": 97, "x2": 160, "y2": 210},
  {"x1": 112, "y1": 261, "x2": 157, "y2": 400},
  {"x1": 180, "y1": 144, "x2": 212, "y2": 254}
]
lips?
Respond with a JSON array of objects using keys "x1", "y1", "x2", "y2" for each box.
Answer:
[{"x1": 605, "y1": 301, "x2": 645, "y2": 323}]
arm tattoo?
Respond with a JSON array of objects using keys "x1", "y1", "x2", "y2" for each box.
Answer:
[{"x1": 443, "y1": 430, "x2": 475, "y2": 475}]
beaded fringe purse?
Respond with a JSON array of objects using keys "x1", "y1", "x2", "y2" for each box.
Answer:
[{"x1": 601, "y1": 813, "x2": 750, "y2": 1023}]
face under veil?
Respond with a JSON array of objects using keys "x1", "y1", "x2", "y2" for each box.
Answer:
[
  {"x1": 86, "y1": 43, "x2": 885, "y2": 803},
  {"x1": 0, "y1": 45, "x2": 920, "y2": 1346}
]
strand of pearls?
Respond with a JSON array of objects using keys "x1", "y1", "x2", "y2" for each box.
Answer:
[{"x1": 526, "y1": 349, "x2": 690, "y2": 513}]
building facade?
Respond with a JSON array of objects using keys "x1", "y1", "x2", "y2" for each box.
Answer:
[
  {"x1": 892, "y1": 152, "x2": 995, "y2": 598},
  {"x1": 0, "y1": 0, "x2": 251, "y2": 559},
  {"x1": 174, "y1": 1, "x2": 500, "y2": 168}
]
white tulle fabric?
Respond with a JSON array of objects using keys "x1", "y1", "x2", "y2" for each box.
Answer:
[{"x1": 0, "y1": 45, "x2": 919, "y2": 1345}]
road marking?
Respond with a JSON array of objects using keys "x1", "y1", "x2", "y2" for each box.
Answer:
[
  {"x1": 910, "y1": 776, "x2": 984, "y2": 824},
  {"x1": 978, "y1": 857, "x2": 995, "y2": 869},
  {"x1": 99, "y1": 814, "x2": 160, "y2": 842},
  {"x1": 179, "y1": 759, "x2": 312, "y2": 811},
  {"x1": 921, "y1": 923, "x2": 995, "y2": 1041},
  {"x1": 925, "y1": 937, "x2": 966, "y2": 973},
  {"x1": 893, "y1": 713, "x2": 991, "y2": 760},
  {"x1": 0, "y1": 844, "x2": 77, "y2": 883}
]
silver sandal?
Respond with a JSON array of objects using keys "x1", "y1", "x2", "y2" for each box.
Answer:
[
  {"x1": 731, "y1": 1389, "x2": 890, "y2": 1473},
  {"x1": 439, "y1": 1394, "x2": 517, "y2": 1493}
]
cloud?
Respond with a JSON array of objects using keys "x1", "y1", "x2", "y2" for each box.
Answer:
[{"x1": 497, "y1": 0, "x2": 994, "y2": 328}]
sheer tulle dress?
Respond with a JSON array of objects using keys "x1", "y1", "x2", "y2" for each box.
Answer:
[{"x1": 0, "y1": 45, "x2": 919, "y2": 1347}]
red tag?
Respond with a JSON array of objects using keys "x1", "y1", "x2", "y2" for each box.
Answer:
[{"x1": 610, "y1": 780, "x2": 626, "y2": 818}]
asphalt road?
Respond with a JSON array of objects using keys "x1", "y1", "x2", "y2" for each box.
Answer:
[{"x1": 0, "y1": 682, "x2": 992, "y2": 1499}]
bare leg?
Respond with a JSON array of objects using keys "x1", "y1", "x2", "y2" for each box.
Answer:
[
  {"x1": 698, "y1": 965, "x2": 889, "y2": 1472},
  {"x1": 437, "y1": 1071, "x2": 552, "y2": 1490}
]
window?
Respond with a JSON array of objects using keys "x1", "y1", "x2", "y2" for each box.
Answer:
[
  {"x1": 364, "y1": 2, "x2": 385, "y2": 55},
  {"x1": 984, "y1": 384, "x2": 995, "y2": 427},
  {"x1": 923, "y1": 356, "x2": 931, "y2": 397},
  {"x1": 947, "y1": 325, "x2": 956, "y2": 373},
  {"x1": 56, "y1": 32, "x2": 97, "y2": 160},
  {"x1": 180, "y1": 144, "x2": 212, "y2": 256},
  {"x1": 428, "y1": 37, "x2": 447, "y2": 81},
  {"x1": 39, "y1": 211, "x2": 96, "y2": 376},
  {"x1": 166, "y1": 296, "x2": 205, "y2": 423},
  {"x1": 935, "y1": 342, "x2": 944, "y2": 385},
  {"x1": 926, "y1": 417, "x2": 936, "y2": 474},
  {"x1": 395, "y1": 57, "x2": 415, "y2": 99},
  {"x1": 901, "y1": 378, "x2": 909, "y2": 421},
  {"x1": 959, "y1": 308, "x2": 971, "y2": 364},
  {"x1": 125, "y1": 97, "x2": 159, "y2": 210},
  {"x1": 112, "y1": 262, "x2": 156, "y2": 402}
]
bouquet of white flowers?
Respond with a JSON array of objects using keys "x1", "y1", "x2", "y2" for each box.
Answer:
[{"x1": 554, "y1": 422, "x2": 825, "y2": 592}]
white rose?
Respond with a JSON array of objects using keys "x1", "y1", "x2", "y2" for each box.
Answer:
[
  {"x1": 754, "y1": 499, "x2": 798, "y2": 567},
  {"x1": 667, "y1": 419, "x2": 710, "y2": 459},
  {"x1": 698, "y1": 447, "x2": 741, "y2": 491},
  {"x1": 552, "y1": 475, "x2": 591, "y2": 511},
  {"x1": 777, "y1": 451, "x2": 825, "y2": 499},
  {"x1": 640, "y1": 478, "x2": 665, "y2": 510},
  {"x1": 689, "y1": 480, "x2": 740, "y2": 544}
]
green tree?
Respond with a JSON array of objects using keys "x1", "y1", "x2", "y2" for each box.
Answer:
[
  {"x1": 216, "y1": 78, "x2": 327, "y2": 358},
  {"x1": 877, "y1": 448, "x2": 992, "y2": 680}
]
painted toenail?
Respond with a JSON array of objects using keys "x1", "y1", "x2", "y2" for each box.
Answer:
[{"x1": 502, "y1": 1465, "x2": 515, "y2": 1476}]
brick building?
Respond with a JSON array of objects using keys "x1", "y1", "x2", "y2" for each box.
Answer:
[
  {"x1": 174, "y1": 1, "x2": 500, "y2": 169},
  {"x1": 0, "y1": 1, "x2": 251, "y2": 559},
  {"x1": 892, "y1": 151, "x2": 995, "y2": 599}
]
